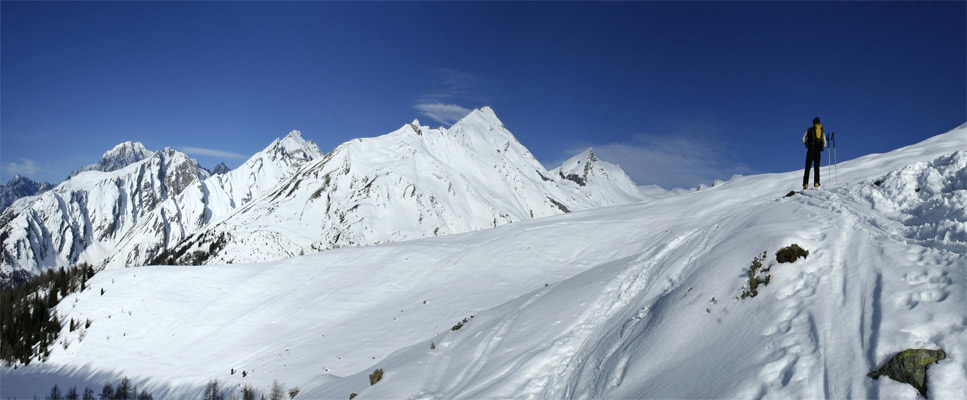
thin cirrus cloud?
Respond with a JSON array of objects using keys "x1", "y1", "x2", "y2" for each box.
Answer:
[
  {"x1": 2, "y1": 158, "x2": 40, "y2": 178},
  {"x1": 414, "y1": 68, "x2": 487, "y2": 126},
  {"x1": 414, "y1": 103, "x2": 473, "y2": 126},
  {"x1": 180, "y1": 147, "x2": 248, "y2": 160}
]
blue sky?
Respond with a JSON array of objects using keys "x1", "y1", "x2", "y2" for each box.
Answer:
[{"x1": 2, "y1": 1, "x2": 964, "y2": 189}]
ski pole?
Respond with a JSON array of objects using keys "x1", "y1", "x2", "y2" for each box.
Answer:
[
  {"x1": 832, "y1": 132, "x2": 838, "y2": 185},
  {"x1": 826, "y1": 132, "x2": 831, "y2": 186}
]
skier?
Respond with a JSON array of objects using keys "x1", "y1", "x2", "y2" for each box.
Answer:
[{"x1": 801, "y1": 117, "x2": 826, "y2": 190}]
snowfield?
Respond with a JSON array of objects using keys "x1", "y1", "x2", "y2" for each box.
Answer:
[{"x1": 1, "y1": 125, "x2": 965, "y2": 399}]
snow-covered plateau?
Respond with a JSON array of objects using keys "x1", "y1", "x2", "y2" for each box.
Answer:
[{"x1": 1, "y1": 123, "x2": 965, "y2": 400}]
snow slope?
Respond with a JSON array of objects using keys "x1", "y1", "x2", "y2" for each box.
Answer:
[{"x1": 1, "y1": 125, "x2": 964, "y2": 399}]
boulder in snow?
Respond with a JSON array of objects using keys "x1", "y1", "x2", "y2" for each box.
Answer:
[{"x1": 868, "y1": 348, "x2": 946, "y2": 398}]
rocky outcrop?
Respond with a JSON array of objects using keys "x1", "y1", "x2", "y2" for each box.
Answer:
[{"x1": 868, "y1": 348, "x2": 946, "y2": 398}]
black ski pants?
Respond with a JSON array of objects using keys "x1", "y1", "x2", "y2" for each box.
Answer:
[{"x1": 803, "y1": 148, "x2": 822, "y2": 187}]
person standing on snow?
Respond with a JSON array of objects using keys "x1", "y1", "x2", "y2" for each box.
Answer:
[{"x1": 802, "y1": 117, "x2": 826, "y2": 190}]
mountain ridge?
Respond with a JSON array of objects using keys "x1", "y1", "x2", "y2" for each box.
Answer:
[
  {"x1": 1, "y1": 108, "x2": 646, "y2": 278},
  {"x1": 146, "y1": 108, "x2": 647, "y2": 265}
]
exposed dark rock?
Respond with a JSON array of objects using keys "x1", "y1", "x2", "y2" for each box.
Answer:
[
  {"x1": 868, "y1": 348, "x2": 946, "y2": 398},
  {"x1": 547, "y1": 197, "x2": 570, "y2": 213}
]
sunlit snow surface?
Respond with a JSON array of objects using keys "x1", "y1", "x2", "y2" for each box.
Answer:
[{"x1": 2, "y1": 126, "x2": 965, "y2": 399}]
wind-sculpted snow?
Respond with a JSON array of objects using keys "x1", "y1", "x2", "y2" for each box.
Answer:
[
  {"x1": 2, "y1": 124, "x2": 964, "y2": 399},
  {"x1": 854, "y1": 151, "x2": 967, "y2": 251}
]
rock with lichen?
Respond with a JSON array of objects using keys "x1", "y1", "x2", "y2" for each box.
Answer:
[{"x1": 868, "y1": 348, "x2": 946, "y2": 398}]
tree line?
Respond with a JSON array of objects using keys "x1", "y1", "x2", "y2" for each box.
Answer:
[
  {"x1": 1, "y1": 263, "x2": 96, "y2": 365},
  {"x1": 43, "y1": 378, "x2": 296, "y2": 400}
]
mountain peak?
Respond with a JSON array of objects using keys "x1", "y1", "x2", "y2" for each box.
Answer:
[
  {"x1": 245, "y1": 130, "x2": 323, "y2": 171},
  {"x1": 273, "y1": 130, "x2": 318, "y2": 154},
  {"x1": 210, "y1": 162, "x2": 231, "y2": 176},
  {"x1": 69, "y1": 141, "x2": 155, "y2": 179},
  {"x1": 1, "y1": 174, "x2": 54, "y2": 212},
  {"x1": 456, "y1": 106, "x2": 503, "y2": 127}
]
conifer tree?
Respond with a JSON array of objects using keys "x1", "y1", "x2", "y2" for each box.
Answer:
[
  {"x1": 99, "y1": 383, "x2": 114, "y2": 400},
  {"x1": 49, "y1": 384, "x2": 62, "y2": 400}
]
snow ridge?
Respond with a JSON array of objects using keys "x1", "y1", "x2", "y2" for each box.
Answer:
[{"x1": 158, "y1": 108, "x2": 646, "y2": 265}]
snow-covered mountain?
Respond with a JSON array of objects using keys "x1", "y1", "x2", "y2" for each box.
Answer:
[
  {"x1": 208, "y1": 162, "x2": 232, "y2": 176},
  {"x1": 0, "y1": 130, "x2": 321, "y2": 279},
  {"x1": 108, "y1": 130, "x2": 324, "y2": 268},
  {"x1": 0, "y1": 175, "x2": 53, "y2": 213},
  {"x1": 551, "y1": 148, "x2": 645, "y2": 204},
  {"x1": 1, "y1": 108, "x2": 645, "y2": 277},
  {"x1": 0, "y1": 148, "x2": 211, "y2": 282},
  {"x1": 67, "y1": 141, "x2": 154, "y2": 179},
  {"x1": 155, "y1": 107, "x2": 645, "y2": 265},
  {"x1": 2, "y1": 123, "x2": 963, "y2": 400}
]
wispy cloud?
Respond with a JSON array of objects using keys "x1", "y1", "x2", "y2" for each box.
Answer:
[
  {"x1": 180, "y1": 147, "x2": 248, "y2": 160},
  {"x1": 556, "y1": 133, "x2": 752, "y2": 190},
  {"x1": 420, "y1": 68, "x2": 484, "y2": 104},
  {"x1": 414, "y1": 68, "x2": 489, "y2": 126},
  {"x1": 2, "y1": 158, "x2": 40, "y2": 178},
  {"x1": 414, "y1": 103, "x2": 473, "y2": 126}
]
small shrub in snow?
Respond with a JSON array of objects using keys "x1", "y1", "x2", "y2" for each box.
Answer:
[
  {"x1": 350, "y1": 393, "x2": 357, "y2": 400},
  {"x1": 451, "y1": 315, "x2": 474, "y2": 331},
  {"x1": 288, "y1": 387, "x2": 300, "y2": 399},
  {"x1": 776, "y1": 244, "x2": 809, "y2": 263},
  {"x1": 452, "y1": 318, "x2": 468, "y2": 331},
  {"x1": 369, "y1": 368, "x2": 384, "y2": 385},
  {"x1": 740, "y1": 251, "x2": 771, "y2": 299}
]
